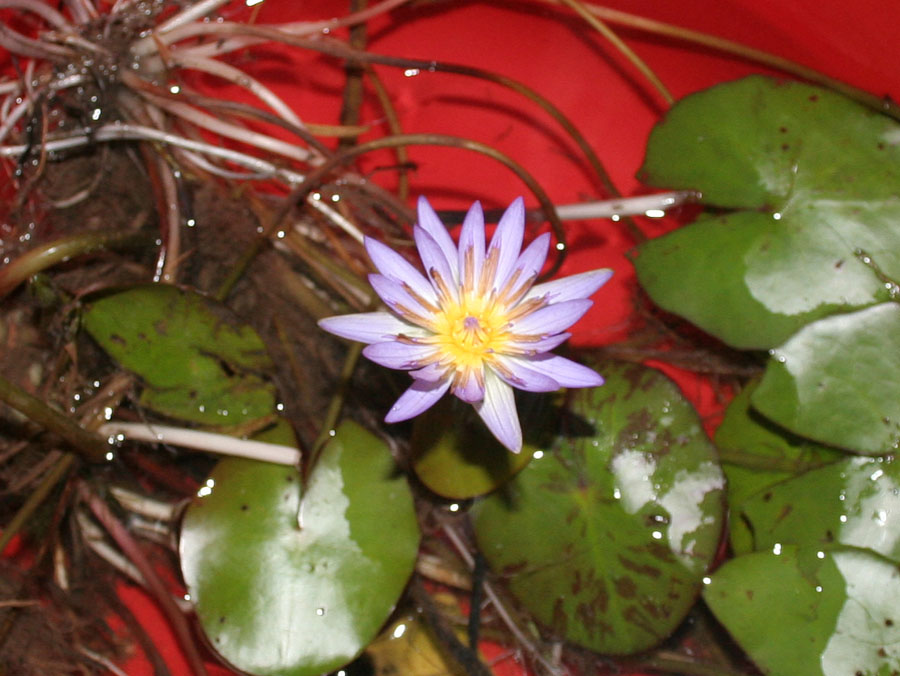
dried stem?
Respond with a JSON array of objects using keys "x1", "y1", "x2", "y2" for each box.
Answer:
[
  {"x1": 557, "y1": 0, "x2": 673, "y2": 106},
  {"x1": 79, "y1": 484, "x2": 209, "y2": 676}
]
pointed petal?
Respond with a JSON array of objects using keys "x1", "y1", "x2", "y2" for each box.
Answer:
[
  {"x1": 318, "y1": 312, "x2": 425, "y2": 344},
  {"x1": 414, "y1": 226, "x2": 457, "y2": 303},
  {"x1": 385, "y1": 377, "x2": 451, "y2": 423},
  {"x1": 502, "y1": 232, "x2": 550, "y2": 302},
  {"x1": 365, "y1": 236, "x2": 437, "y2": 305},
  {"x1": 410, "y1": 362, "x2": 448, "y2": 382},
  {"x1": 506, "y1": 332, "x2": 572, "y2": 354},
  {"x1": 474, "y1": 370, "x2": 522, "y2": 453},
  {"x1": 511, "y1": 299, "x2": 593, "y2": 336},
  {"x1": 369, "y1": 274, "x2": 434, "y2": 326},
  {"x1": 526, "y1": 268, "x2": 613, "y2": 304},
  {"x1": 363, "y1": 341, "x2": 438, "y2": 370},
  {"x1": 492, "y1": 356, "x2": 560, "y2": 392},
  {"x1": 487, "y1": 197, "x2": 525, "y2": 291},
  {"x1": 504, "y1": 354, "x2": 603, "y2": 389},
  {"x1": 416, "y1": 196, "x2": 459, "y2": 282},
  {"x1": 458, "y1": 201, "x2": 486, "y2": 291},
  {"x1": 452, "y1": 368, "x2": 485, "y2": 403}
]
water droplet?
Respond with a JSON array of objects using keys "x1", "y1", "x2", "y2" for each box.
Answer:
[
  {"x1": 392, "y1": 623, "x2": 407, "y2": 639},
  {"x1": 532, "y1": 450, "x2": 544, "y2": 459},
  {"x1": 772, "y1": 543, "x2": 782, "y2": 555},
  {"x1": 315, "y1": 607, "x2": 326, "y2": 616}
]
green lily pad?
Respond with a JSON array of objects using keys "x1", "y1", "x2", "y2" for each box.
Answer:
[
  {"x1": 634, "y1": 75, "x2": 900, "y2": 349},
  {"x1": 410, "y1": 396, "x2": 537, "y2": 499},
  {"x1": 471, "y1": 359, "x2": 725, "y2": 654},
  {"x1": 739, "y1": 455, "x2": 900, "y2": 563},
  {"x1": 715, "y1": 380, "x2": 842, "y2": 552},
  {"x1": 179, "y1": 420, "x2": 420, "y2": 676},
  {"x1": 753, "y1": 302, "x2": 900, "y2": 455},
  {"x1": 704, "y1": 546, "x2": 900, "y2": 676},
  {"x1": 81, "y1": 284, "x2": 276, "y2": 426}
]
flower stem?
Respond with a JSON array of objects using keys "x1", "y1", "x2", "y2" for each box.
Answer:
[
  {"x1": 0, "y1": 228, "x2": 149, "y2": 300},
  {"x1": 0, "y1": 453, "x2": 76, "y2": 555},
  {"x1": 0, "y1": 373, "x2": 109, "y2": 463}
]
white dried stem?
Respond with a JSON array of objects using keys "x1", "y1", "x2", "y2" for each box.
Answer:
[
  {"x1": 100, "y1": 421, "x2": 302, "y2": 466},
  {"x1": 0, "y1": 0, "x2": 72, "y2": 30},
  {"x1": 134, "y1": 89, "x2": 313, "y2": 164},
  {"x1": 554, "y1": 190, "x2": 698, "y2": 220},
  {"x1": 110, "y1": 486, "x2": 179, "y2": 521},
  {"x1": 168, "y1": 51, "x2": 305, "y2": 129}
]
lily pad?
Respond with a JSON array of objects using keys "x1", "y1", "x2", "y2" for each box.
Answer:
[
  {"x1": 81, "y1": 284, "x2": 276, "y2": 426},
  {"x1": 715, "y1": 380, "x2": 842, "y2": 552},
  {"x1": 753, "y1": 302, "x2": 900, "y2": 455},
  {"x1": 739, "y1": 456, "x2": 900, "y2": 563},
  {"x1": 410, "y1": 396, "x2": 537, "y2": 499},
  {"x1": 471, "y1": 359, "x2": 725, "y2": 654},
  {"x1": 704, "y1": 546, "x2": 900, "y2": 676},
  {"x1": 634, "y1": 75, "x2": 900, "y2": 349},
  {"x1": 180, "y1": 420, "x2": 420, "y2": 676}
]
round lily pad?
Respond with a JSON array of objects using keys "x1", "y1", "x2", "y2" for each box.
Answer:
[
  {"x1": 754, "y1": 302, "x2": 900, "y2": 455},
  {"x1": 704, "y1": 546, "x2": 900, "y2": 676},
  {"x1": 179, "y1": 421, "x2": 420, "y2": 676},
  {"x1": 635, "y1": 76, "x2": 900, "y2": 349},
  {"x1": 471, "y1": 359, "x2": 725, "y2": 654}
]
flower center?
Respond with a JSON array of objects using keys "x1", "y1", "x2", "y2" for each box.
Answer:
[{"x1": 431, "y1": 295, "x2": 510, "y2": 369}]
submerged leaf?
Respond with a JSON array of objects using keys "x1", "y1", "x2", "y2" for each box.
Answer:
[
  {"x1": 471, "y1": 360, "x2": 724, "y2": 654},
  {"x1": 635, "y1": 75, "x2": 900, "y2": 349},
  {"x1": 180, "y1": 421, "x2": 420, "y2": 676},
  {"x1": 81, "y1": 284, "x2": 275, "y2": 425}
]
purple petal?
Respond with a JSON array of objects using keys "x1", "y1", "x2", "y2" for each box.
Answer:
[
  {"x1": 369, "y1": 274, "x2": 434, "y2": 325},
  {"x1": 365, "y1": 236, "x2": 437, "y2": 306},
  {"x1": 458, "y1": 201, "x2": 485, "y2": 290},
  {"x1": 416, "y1": 196, "x2": 459, "y2": 282},
  {"x1": 487, "y1": 197, "x2": 525, "y2": 291},
  {"x1": 474, "y1": 370, "x2": 522, "y2": 453},
  {"x1": 363, "y1": 341, "x2": 438, "y2": 370},
  {"x1": 501, "y1": 232, "x2": 550, "y2": 302},
  {"x1": 452, "y1": 368, "x2": 485, "y2": 403},
  {"x1": 318, "y1": 312, "x2": 424, "y2": 344},
  {"x1": 504, "y1": 353, "x2": 603, "y2": 388},
  {"x1": 385, "y1": 377, "x2": 451, "y2": 423},
  {"x1": 410, "y1": 362, "x2": 448, "y2": 382},
  {"x1": 526, "y1": 268, "x2": 613, "y2": 304},
  {"x1": 491, "y1": 356, "x2": 560, "y2": 392},
  {"x1": 510, "y1": 299, "x2": 593, "y2": 336},
  {"x1": 414, "y1": 226, "x2": 458, "y2": 303},
  {"x1": 506, "y1": 332, "x2": 572, "y2": 354}
]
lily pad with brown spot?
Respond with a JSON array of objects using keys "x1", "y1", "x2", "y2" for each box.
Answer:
[{"x1": 471, "y1": 359, "x2": 725, "y2": 654}]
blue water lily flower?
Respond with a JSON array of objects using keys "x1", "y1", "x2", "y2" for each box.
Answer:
[{"x1": 318, "y1": 196, "x2": 613, "y2": 453}]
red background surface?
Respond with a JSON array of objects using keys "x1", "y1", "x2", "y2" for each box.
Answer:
[{"x1": 3, "y1": 0, "x2": 899, "y2": 674}]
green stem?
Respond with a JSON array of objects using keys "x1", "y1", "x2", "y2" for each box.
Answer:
[
  {"x1": 0, "y1": 373, "x2": 109, "y2": 463},
  {"x1": 0, "y1": 453, "x2": 75, "y2": 555},
  {"x1": 0, "y1": 228, "x2": 149, "y2": 300},
  {"x1": 307, "y1": 342, "x2": 364, "y2": 474}
]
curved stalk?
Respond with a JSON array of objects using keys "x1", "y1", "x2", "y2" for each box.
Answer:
[
  {"x1": 0, "y1": 228, "x2": 149, "y2": 300},
  {"x1": 277, "y1": 132, "x2": 568, "y2": 275},
  {"x1": 557, "y1": 0, "x2": 673, "y2": 106},
  {"x1": 545, "y1": 0, "x2": 900, "y2": 120}
]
